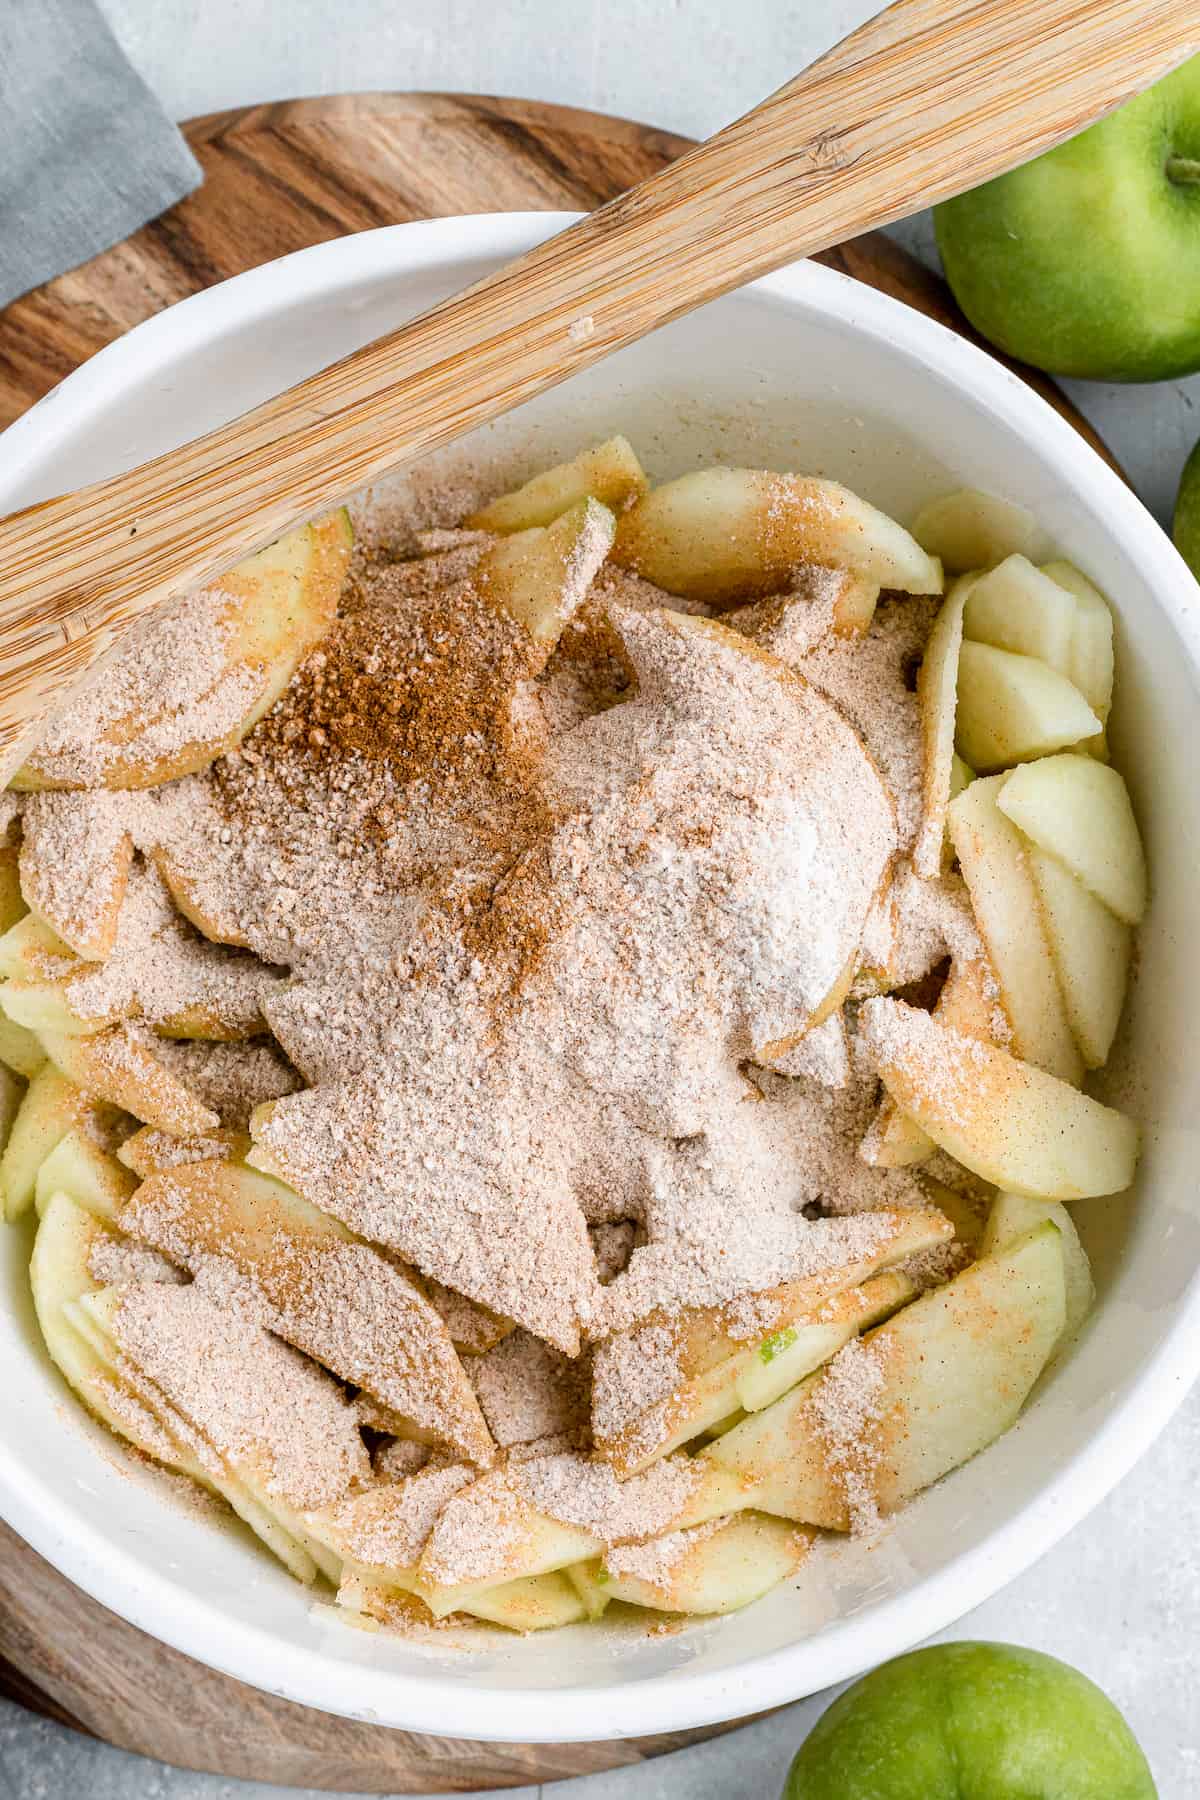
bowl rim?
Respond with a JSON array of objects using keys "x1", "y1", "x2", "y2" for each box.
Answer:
[{"x1": 2, "y1": 211, "x2": 1199, "y2": 1743}]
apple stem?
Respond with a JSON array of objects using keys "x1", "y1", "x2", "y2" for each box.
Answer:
[{"x1": 1166, "y1": 154, "x2": 1200, "y2": 186}]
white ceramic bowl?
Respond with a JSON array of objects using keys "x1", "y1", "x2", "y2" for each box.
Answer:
[{"x1": 1, "y1": 214, "x2": 1199, "y2": 1744}]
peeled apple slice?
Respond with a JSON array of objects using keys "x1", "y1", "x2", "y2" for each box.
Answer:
[
  {"x1": 1027, "y1": 848, "x2": 1131, "y2": 1068},
  {"x1": 947, "y1": 774, "x2": 1081, "y2": 1085},
  {"x1": 600, "y1": 1513, "x2": 813, "y2": 1615},
  {"x1": 474, "y1": 497, "x2": 614, "y2": 652},
  {"x1": 1040, "y1": 562, "x2": 1115, "y2": 722},
  {"x1": 611, "y1": 468, "x2": 943, "y2": 601},
  {"x1": 13, "y1": 511, "x2": 353, "y2": 792},
  {"x1": 996, "y1": 754, "x2": 1147, "y2": 926},
  {"x1": 913, "y1": 577, "x2": 968, "y2": 877},
  {"x1": 704, "y1": 1223, "x2": 1066, "y2": 1527},
  {"x1": 981, "y1": 1192, "x2": 1094, "y2": 1350},
  {"x1": 962, "y1": 555, "x2": 1078, "y2": 673},
  {"x1": 911, "y1": 489, "x2": 1040, "y2": 573},
  {"x1": 858, "y1": 997, "x2": 1138, "y2": 1201},
  {"x1": 466, "y1": 436, "x2": 648, "y2": 531},
  {"x1": 955, "y1": 641, "x2": 1101, "y2": 773}
]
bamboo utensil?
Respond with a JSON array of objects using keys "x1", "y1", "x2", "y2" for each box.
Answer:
[{"x1": 0, "y1": 0, "x2": 1195, "y2": 779}]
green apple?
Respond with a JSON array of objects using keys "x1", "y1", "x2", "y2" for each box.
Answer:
[
  {"x1": 935, "y1": 56, "x2": 1200, "y2": 381},
  {"x1": 783, "y1": 1643, "x2": 1156, "y2": 1799},
  {"x1": 1174, "y1": 437, "x2": 1200, "y2": 578}
]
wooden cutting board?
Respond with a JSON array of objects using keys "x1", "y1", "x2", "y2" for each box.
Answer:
[{"x1": 0, "y1": 92, "x2": 1116, "y2": 1792}]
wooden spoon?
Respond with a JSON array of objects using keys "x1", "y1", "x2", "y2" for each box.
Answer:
[{"x1": 0, "y1": 0, "x2": 1195, "y2": 779}]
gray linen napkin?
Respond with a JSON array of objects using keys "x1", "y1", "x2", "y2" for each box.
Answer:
[{"x1": 0, "y1": 0, "x2": 202, "y2": 308}]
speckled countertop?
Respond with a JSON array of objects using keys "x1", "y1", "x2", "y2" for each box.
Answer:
[{"x1": 3, "y1": 4, "x2": 1197, "y2": 1794}]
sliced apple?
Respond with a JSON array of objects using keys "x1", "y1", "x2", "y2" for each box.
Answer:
[
  {"x1": 19, "y1": 792, "x2": 134, "y2": 959},
  {"x1": 981, "y1": 1192, "x2": 1094, "y2": 1349},
  {"x1": 704, "y1": 1222, "x2": 1065, "y2": 1526},
  {"x1": 913, "y1": 577, "x2": 968, "y2": 877},
  {"x1": 14, "y1": 511, "x2": 352, "y2": 792},
  {"x1": 40, "y1": 1027, "x2": 220, "y2": 1136},
  {"x1": 34, "y1": 1129, "x2": 136, "y2": 1224},
  {"x1": 601, "y1": 1513, "x2": 813, "y2": 1615},
  {"x1": 474, "y1": 497, "x2": 615, "y2": 653},
  {"x1": 1027, "y1": 848, "x2": 1131, "y2": 1068},
  {"x1": 947, "y1": 775, "x2": 1081, "y2": 1084},
  {"x1": 996, "y1": 754, "x2": 1146, "y2": 926},
  {"x1": 117, "y1": 1124, "x2": 247, "y2": 1180},
  {"x1": 122, "y1": 1159, "x2": 493, "y2": 1465},
  {"x1": 962, "y1": 555, "x2": 1077, "y2": 673},
  {"x1": 912, "y1": 489, "x2": 1040, "y2": 573},
  {"x1": 417, "y1": 1470, "x2": 601, "y2": 1609},
  {"x1": 565, "y1": 1558, "x2": 612, "y2": 1621},
  {"x1": 1040, "y1": 562, "x2": 1115, "y2": 724},
  {"x1": 593, "y1": 1211, "x2": 950, "y2": 1475},
  {"x1": 0, "y1": 847, "x2": 27, "y2": 936},
  {"x1": 456, "y1": 1572, "x2": 588, "y2": 1632},
  {"x1": 611, "y1": 469, "x2": 942, "y2": 602},
  {"x1": 467, "y1": 436, "x2": 648, "y2": 531},
  {"x1": 1, "y1": 1065, "x2": 98, "y2": 1221},
  {"x1": 733, "y1": 1271, "x2": 917, "y2": 1413},
  {"x1": 858, "y1": 997, "x2": 1138, "y2": 1200},
  {"x1": 0, "y1": 914, "x2": 75, "y2": 985},
  {"x1": 955, "y1": 642, "x2": 1100, "y2": 774},
  {"x1": 0, "y1": 1015, "x2": 47, "y2": 1081}
]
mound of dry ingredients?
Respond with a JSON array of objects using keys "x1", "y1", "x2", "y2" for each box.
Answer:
[{"x1": 14, "y1": 477, "x2": 987, "y2": 1567}]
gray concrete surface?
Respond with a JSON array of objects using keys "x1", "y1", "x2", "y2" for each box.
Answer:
[{"x1": 2, "y1": 3, "x2": 1196, "y2": 1792}]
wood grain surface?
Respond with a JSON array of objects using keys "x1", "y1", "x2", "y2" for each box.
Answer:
[
  {"x1": 0, "y1": 90, "x2": 1117, "y2": 1792},
  {"x1": 0, "y1": 0, "x2": 1172, "y2": 784}
]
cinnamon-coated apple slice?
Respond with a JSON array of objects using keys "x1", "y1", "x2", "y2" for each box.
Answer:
[
  {"x1": 981, "y1": 1191, "x2": 1094, "y2": 1350},
  {"x1": 599, "y1": 1513, "x2": 813, "y2": 1616},
  {"x1": 858, "y1": 997, "x2": 1138, "y2": 1199},
  {"x1": 913, "y1": 575, "x2": 969, "y2": 877},
  {"x1": 702, "y1": 1222, "x2": 1066, "y2": 1527},
  {"x1": 474, "y1": 497, "x2": 615, "y2": 655},
  {"x1": 13, "y1": 511, "x2": 353, "y2": 792},
  {"x1": 611, "y1": 469, "x2": 942, "y2": 602},
  {"x1": 467, "y1": 436, "x2": 648, "y2": 531}
]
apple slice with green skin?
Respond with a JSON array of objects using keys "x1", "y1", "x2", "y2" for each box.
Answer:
[
  {"x1": 997, "y1": 754, "x2": 1147, "y2": 925},
  {"x1": 704, "y1": 1222, "x2": 1065, "y2": 1528},
  {"x1": 591, "y1": 1210, "x2": 951, "y2": 1476},
  {"x1": 982, "y1": 1191, "x2": 1094, "y2": 1350},
  {"x1": 466, "y1": 435, "x2": 648, "y2": 531},
  {"x1": 962, "y1": 555, "x2": 1078, "y2": 673},
  {"x1": 0, "y1": 1065, "x2": 103, "y2": 1221},
  {"x1": 121, "y1": 1159, "x2": 493, "y2": 1466},
  {"x1": 1028, "y1": 847, "x2": 1131, "y2": 1068},
  {"x1": 913, "y1": 577, "x2": 968, "y2": 877},
  {"x1": 474, "y1": 496, "x2": 615, "y2": 654},
  {"x1": 600, "y1": 1513, "x2": 813, "y2": 1616},
  {"x1": 611, "y1": 469, "x2": 943, "y2": 602},
  {"x1": 858, "y1": 997, "x2": 1138, "y2": 1200},
  {"x1": 34, "y1": 1128, "x2": 136, "y2": 1224},
  {"x1": 911, "y1": 489, "x2": 1040, "y2": 573},
  {"x1": 947, "y1": 774, "x2": 1082, "y2": 1085},
  {"x1": 733, "y1": 1271, "x2": 917, "y2": 1413},
  {"x1": 955, "y1": 641, "x2": 1101, "y2": 773},
  {"x1": 783, "y1": 1642, "x2": 1158, "y2": 1799},
  {"x1": 40, "y1": 1026, "x2": 220, "y2": 1137},
  {"x1": 13, "y1": 510, "x2": 353, "y2": 793}
]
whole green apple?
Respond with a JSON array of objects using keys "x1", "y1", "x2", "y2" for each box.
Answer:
[
  {"x1": 783, "y1": 1643, "x2": 1157, "y2": 1799},
  {"x1": 1173, "y1": 437, "x2": 1200, "y2": 578},
  {"x1": 935, "y1": 56, "x2": 1200, "y2": 381}
]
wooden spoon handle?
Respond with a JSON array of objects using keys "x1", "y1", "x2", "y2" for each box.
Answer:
[{"x1": 0, "y1": 0, "x2": 1195, "y2": 774}]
